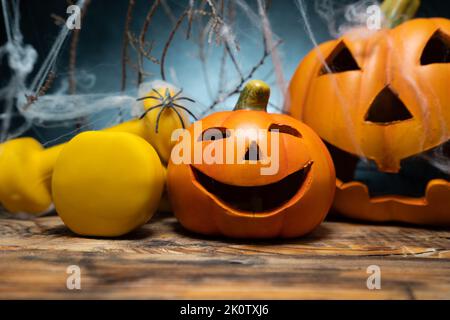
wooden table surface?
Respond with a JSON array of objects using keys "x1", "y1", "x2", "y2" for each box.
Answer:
[{"x1": 1, "y1": 212, "x2": 450, "y2": 299}]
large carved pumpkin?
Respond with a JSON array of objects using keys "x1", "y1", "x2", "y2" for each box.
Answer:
[
  {"x1": 168, "y1": 80, "x2": 335, "y2": 238},
  {"x1": 287, "y1": 18, "x2": 450, "y2": 225}
]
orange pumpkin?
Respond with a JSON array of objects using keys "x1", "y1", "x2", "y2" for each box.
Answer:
[
  {"x1": 287, "y1": 18, "x2": 450, "y2": 225},
  {"x1": 168, "y1": 80, "x2": 335, "y2": 238}
]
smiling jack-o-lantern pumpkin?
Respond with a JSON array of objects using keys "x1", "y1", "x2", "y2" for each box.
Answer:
[
  {"x1": 167, "y1": 80, "x2": 335, "y2": 238},
  {"x1": 287, "y1": 16, "x2": 450, "y2": 225}
]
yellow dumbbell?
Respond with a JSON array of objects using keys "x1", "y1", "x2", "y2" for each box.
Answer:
[
  {"x1": 0, "y1": 138, "x2": 62, "y2": 213},
  {"x1": 52, "y1": 131, "x2": 165, "y2": 237},
  {"x1": 0, "y1": 86, "x2": 193, "y2": 215}
]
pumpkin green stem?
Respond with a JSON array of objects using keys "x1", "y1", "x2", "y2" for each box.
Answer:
[
  {"x1": 381, "y1": 0, "x2": 420, "y2": 28},
  {"x1": 234, "y1": 80, "x2": 270, "y2": 112}
]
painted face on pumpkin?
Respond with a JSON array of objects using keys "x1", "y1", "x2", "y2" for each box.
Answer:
[
  {"x1": 168, "y1": 80, "x2": 335, "y2": 239},
  {"x1": 287, "y1": 18, "x2": 450, "y2": 225}
]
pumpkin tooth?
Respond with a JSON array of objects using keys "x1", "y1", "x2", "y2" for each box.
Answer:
[{"x1": 425, "y1": 179, "x2": 450, "y2": 199}]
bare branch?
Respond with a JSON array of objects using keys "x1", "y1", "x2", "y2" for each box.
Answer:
[
  {"x1": 68, "y1": 0, "x2": 91, "y2": 94},
  {"x1": 121, "y1": 0, "x2": 136, "y2": 92},
  {"x1": 201, "y1": 38, "x2": 282, "y2": 116},
  {"x1": 186, "y1": 0, "x2": 194, "y2": 39},
  {"x1": 23, "y1": 71, "x2": 57, "y2": 111},
  {"x1": 225, "y1": 42, "x2": 243, "y2": 81},
  {"x1": 160, "y1": 10, "x2": 188, "y2": 81},
  {"x1": 128, "y1": 32, "x2": 156, "y2": 83},
  {"x1": 136, "y1": 0, "x2": 160, "y2": 84}
]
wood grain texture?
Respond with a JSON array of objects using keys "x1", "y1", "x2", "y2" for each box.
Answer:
[{"x1": 0, "y1": 213, "x2": 450, "y2": 299}]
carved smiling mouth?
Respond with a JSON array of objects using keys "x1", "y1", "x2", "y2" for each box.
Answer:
[
  {"x1": 191, "y1": 162, "x2": 312, "y2": 213},
  {"x1": 325, "y1": 140, "x2": 450, "y2": 198}
]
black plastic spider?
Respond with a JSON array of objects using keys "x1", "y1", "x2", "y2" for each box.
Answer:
[{"x1": 137, "y1": 88, "x2": 197, "y2": 133}]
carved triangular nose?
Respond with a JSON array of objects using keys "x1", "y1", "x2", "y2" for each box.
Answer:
[
  {"x1": 244, "y1": 141, "x2": 262, "y2": 161},
  {"x1": 365, "y1": 87, "x2": 413, "y2": 124}
]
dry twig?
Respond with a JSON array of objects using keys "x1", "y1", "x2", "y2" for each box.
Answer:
[
  {"x1": 121, "y1": 0, "x2": 136, "y2": 91},
  {"x1": 160, "y1": 10, "x2": 188, "y2": 81},
  {"x1": 68, "y1": 0, "x2": 91, "y2": 94},
  {"x1": 201, "y1": 38, "x2": 282, "y2": 116},
  {"x1": 136, "y1": 0, "x2": 161, "y2": 84},
  {"x1": 23, "y1": 71, "x2": 56, "y2": 111}
]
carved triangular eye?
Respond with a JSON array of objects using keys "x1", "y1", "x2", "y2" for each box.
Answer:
[
  {"x1": 421, "y1": 30, "x2": 450, "y2": 65},
  {"x1": 365, "y1": 87, "x2": 413, "y2": 124},
  {"x1": 319, "y1": 41, "x2": 361, "y2": 75}
]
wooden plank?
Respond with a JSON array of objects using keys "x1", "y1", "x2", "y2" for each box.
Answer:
[{"x1": 0, "y1": 213, "x2": 450, "y2": 299}]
